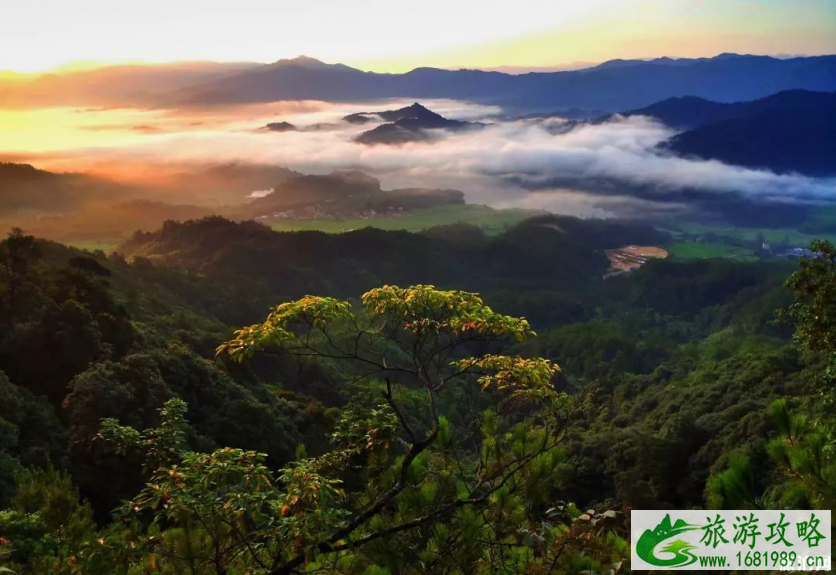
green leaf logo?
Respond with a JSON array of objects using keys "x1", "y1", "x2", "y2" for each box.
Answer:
[{"x1": 636, "y1": 514, "x2": 701, "y2": 568}]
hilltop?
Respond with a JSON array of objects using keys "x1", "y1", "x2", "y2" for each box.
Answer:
[{"x1": 352, "y1": 103, "x2": 483, "y2": 145}]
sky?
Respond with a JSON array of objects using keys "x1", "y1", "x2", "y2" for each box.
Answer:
[{"x1": 1, "y1": 0, "x2": 835, "y2": 74}]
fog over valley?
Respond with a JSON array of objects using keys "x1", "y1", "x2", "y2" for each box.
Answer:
[{"x1": 2, "y1": 94, "x2": 834, "y2": 232}]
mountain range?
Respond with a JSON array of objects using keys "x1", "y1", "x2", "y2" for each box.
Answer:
[
  {"x1": 625, "y1": 89, "x2": 836, "y2": 129},
  {"x1": 0, "y1": 61, "x2": 259, "y2": 107},
  {"x1": 3, "y1": 54, "x2": 835, "y2": 113},
  {"x1": 625, "y1": 90, "x2": 836, "y2": 176},
  {"x1": 171, "y1": 53, "x2": 836, "y2": 112}
]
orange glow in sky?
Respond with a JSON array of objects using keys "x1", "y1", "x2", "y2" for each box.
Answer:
[{"x1": 1, "y1": 0, "x2": 834, "y2": 74}]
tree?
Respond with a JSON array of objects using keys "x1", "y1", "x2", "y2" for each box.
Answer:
[
  {"x1": 0, "y1": 372, "x2": 64, "y2": 504},
  {"x1": 706, "y1": 453, "x2": 761, "y2": 510},
  {"x1": 764, "y1": 399, "x2": 835, "y2": 509},
  {"x1": 782, "y1": 240, "x2": 836, "y2": 357},
  {"x1": 100, "y1": 285, "x2": 625, "y2": 574},
  {"x1": 0, "y1": 465, "x2": 97, "y2": 574},
  {"x1": 64, "y1": 355, "x2": 171, "y2": 512},
  {"x1": 53, "y1": 256, "x2": 136, "y2": 357},
  {"x1": 0, "y1": 300, "x2": 104, "y2": 405},
  {"x1": 0, "y1": 228, "x2": 41, "y2": 317},
  {"x1": 708, "y1": 241, "x2": 836, "y2": 512},
  {"x1": 781, "y1": 240, "x2": 836, "y2": 426}
]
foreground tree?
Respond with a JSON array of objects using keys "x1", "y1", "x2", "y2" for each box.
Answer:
[
  {"x1": 783, "y1": 240, "x2": 836, "y2": 358},
  {"x1": 772, "y1": 241, "x2": 836, "y2": 508},
  {"x1": 709, "y1": 242, "x2": 836, "y2": 511},
  {"x1": 96, "y1": 285, "x2": 626, "y2": 574}
]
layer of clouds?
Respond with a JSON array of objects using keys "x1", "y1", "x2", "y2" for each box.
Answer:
[{"x1": 5, "y1": 99, "x2": 835, "y2": 219}]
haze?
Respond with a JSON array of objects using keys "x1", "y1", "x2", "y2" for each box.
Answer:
[
  {"x1": 1, "y1": 0, "x2": 835, "y2": 248},
  {"x1": 2, "y1": 0, "x2": 835, "y2": 73}
]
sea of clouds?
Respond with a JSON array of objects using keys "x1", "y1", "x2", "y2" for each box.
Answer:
[{"x1": 6, "y1": 99, "x2": 835, "y2": 219}]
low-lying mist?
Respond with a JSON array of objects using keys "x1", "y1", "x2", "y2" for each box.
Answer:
[{"x1": 2, "y1": 98, "x2": 835, "y2": 227}]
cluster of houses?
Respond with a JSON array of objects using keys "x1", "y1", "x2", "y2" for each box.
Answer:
[{"x1": 761, "y1": 243, "x2": 816, "y2": 259}]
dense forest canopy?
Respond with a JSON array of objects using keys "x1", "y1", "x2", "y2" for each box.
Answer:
[{"x1": 0, "y1": 216, "x2": 832, "y2": 574}]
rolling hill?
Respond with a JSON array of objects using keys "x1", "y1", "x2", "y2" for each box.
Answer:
[
  {"x1": 241, "y1": 170, "x2": 466, "y2": 220},
  {"x1": 626, "y1": 89, "x2": 836, "y2": 129},
  {"x1": 638, "y1": 90, "x2": 836, "y2": 176},
  {"x1": 119, "y1": 215, "x2": 666, "y2": 296},
  {"x1": 353, "y1": 103, "x2": 482, "y2": 145},
  {"x1": 0, "y1": 163, "x2": 132, "y2": 215}
]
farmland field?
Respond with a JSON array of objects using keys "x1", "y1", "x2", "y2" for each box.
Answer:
[
  {"x1": 665, "y1": 240, "x2": 759, "y2": 260},
  {"x1": 672, "y1": 222, "x2": 836, "y2": 247},
  {"x1": 269, "y1": 204, "x2": 544, "y2": 235},
  {"x1": 801, "y1": 207, "x2": 836, "y2": 233}
]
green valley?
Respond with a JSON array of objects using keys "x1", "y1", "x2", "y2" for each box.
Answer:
[{"x1": 269, "y1": 204, "x2": 543, "y2": 235}]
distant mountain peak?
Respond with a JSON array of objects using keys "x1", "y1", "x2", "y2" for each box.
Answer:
[
  {"x1": 273, "y1": 55, "x2": 325, "y2": 66},
  {"x1": 263, "y1": 121, "x2": 297, "y2": 132},
  {"x1": 380, "y1": 102, "x2": 442, "y2": 121},
  {"x1": 269, "y1": 55, "x2": 356, "y2": 72},
  {"x1": 405, "y1": 102, "x2": 430, "y2": 111},
  {"x1": 353, "y1": 102, "x2": 481, "y2": 145},
  {"x1": 344, "y1": 102, "x2": 443, "y2": 126}
]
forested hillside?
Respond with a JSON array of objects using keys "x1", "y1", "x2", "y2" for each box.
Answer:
[
  {"x1": 0, "y1": 217, "x2": 832, "y2": 574},
  {"x1": 615, "y1": 89, "x2": 836, "y2": 176}
]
